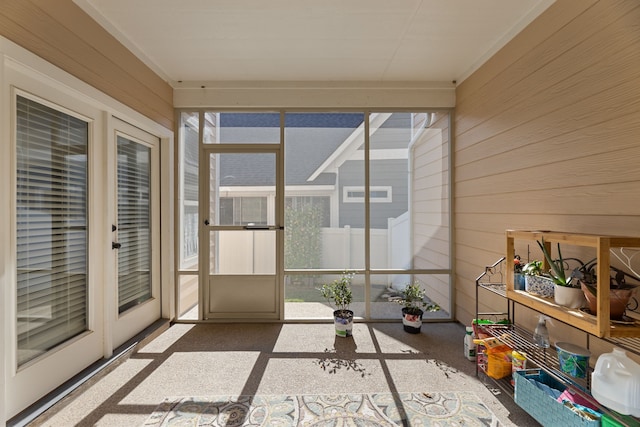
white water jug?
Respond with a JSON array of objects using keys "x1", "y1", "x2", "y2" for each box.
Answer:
[{"x1": 591, "y1": 347, "x2": 640, "y2": 417}]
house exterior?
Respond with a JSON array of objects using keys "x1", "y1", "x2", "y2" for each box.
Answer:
[
  {"x1": 213, "y1": 112, "x2": 411, "y2": 230},
  {"x1": 1, "y1": 0, "x2": 639, "y2": 424}
]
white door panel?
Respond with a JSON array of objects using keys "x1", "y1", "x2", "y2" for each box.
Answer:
[{"x1": 111, "y1": 119, "x2": 161, "y2": 348}]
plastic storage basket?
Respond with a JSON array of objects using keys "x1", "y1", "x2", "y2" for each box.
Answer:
[
  {"x1": 486, "y1": 352, "x2": 512, "y2": 379},
  {"x1": 514, "y1": 369, "x2": 600, "y2": 427}
]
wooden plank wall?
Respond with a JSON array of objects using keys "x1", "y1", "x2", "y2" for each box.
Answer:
[
  {"x1": 0, "y1": 0, "x2": 174, "y2": 130},
  {"x1": 454, "y1": 0, "x2": 640, "y2": 330}
]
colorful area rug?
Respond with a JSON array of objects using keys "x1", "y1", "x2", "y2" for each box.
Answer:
[{"x1": 143, "y1": 391, "x2": 501, "y2": 426}]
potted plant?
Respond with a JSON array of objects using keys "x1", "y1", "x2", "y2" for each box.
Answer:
[
  {"x1": 522, "y1": 259, "x2": 554, "y2": 298},
  {"x1": 537, "y1": 238, "x2": 586, "y2": 308},
  {"x1": 575, "y1": 260, "x2": 638, "y2": 319},
  {"x1": 514, "y1": 255, "x2": 526, "y2": 290},
  {"x1": 319, "y1": 272, "x2": 354, "y2": 337},
  {"x1": 396, "y1": 281, "x2": 440, "y2": 333}
]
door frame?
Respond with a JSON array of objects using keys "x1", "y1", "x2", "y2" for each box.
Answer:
[{"x1": 199, "y1": 143, "x2": 284, "y2": 320}]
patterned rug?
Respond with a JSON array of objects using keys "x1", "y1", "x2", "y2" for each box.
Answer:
[{"x1": 142, "y1": 391, "x2": 501, "y2": 426}]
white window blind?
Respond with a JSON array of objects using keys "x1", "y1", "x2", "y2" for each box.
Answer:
[
  {"x1": 117, "y1": 136, "x2": 152, "y2": 313},
  {"x1": 16, "y1": 95, "x2": 89, "y2": 366}
]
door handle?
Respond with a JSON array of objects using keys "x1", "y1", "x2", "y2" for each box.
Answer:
[
  {"x1": 204, "y1": 219, "x2": 210, "y2": 226},
  {"x1": 244, "y1": 225, "x2": 284, "y2": 230},
  {"x1": 112, "y1": 242, "x2": 122, "y2": 250},
  {"x1": 244, "y1": 224, "x2": 270, "y2": 230}
]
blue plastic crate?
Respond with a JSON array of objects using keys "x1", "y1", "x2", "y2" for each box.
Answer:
[{"x1": 514, "y1": 369, "x2": 600, "y2": 427}]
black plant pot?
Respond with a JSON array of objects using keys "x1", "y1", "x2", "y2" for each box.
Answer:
[{"x1": 402, "y1": 307, "x2": 424, "y2": 334}]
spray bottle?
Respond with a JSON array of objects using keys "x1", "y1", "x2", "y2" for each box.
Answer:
[{"x1": 533, "y1": 315, "x2": 551, "y2": 348}]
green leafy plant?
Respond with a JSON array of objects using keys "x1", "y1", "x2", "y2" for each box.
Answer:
[
  {"x1": 319, "y1": 272, "x2": 353, "y2": 317},
  {"x1": 536, "y1": 238, "x2": 589, "y2": 288},
  {"x1": 396, "y1": 281, "x2": 440, "y2": 315},
  {"x1": 522, "y1": 260, "x2": 543, "y2": 276},
  {"x1": 574, "y1": 258, "x2": 637, "y2": 296},
  {"x1": 284, "y1": 204, "x2": 323, "y2": 269},
  {"x1": 536, "y1": 238, "x2": 576, "y2": 287}
]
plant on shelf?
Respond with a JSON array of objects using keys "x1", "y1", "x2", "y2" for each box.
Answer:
[
  {"x1": 573, "y1": 259, "x2": 639, "y2": 319},
  {"x1": 396, "y1": 281, "x2": 440, "y2": 334},
  {"x1": 537, "y1": 238, "x2": 578, "y2": 287},
  {"x1": 536, "y1": 238, "x2": 586, "y2": 308},
  {"x1": 521, "y1": 257, "x2": 555, "y2": 298},
  {"x1": 513, "y1": 255, "x2": 526, "y2": 290},
  {"x1": 522, "y1": 260, "x2": 543, "y2": 277},
  {"x1": 319, "y1": 272, "x2": 354, "y2": 337}
]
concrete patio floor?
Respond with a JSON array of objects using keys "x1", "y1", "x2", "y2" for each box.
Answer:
[{"x1": 27, "y1": 322, "x2": 539, "y2": 426}]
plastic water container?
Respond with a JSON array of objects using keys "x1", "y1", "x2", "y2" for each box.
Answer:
[
  {"x1": 464, "y1": 326, "x2": 476, "y2": 361},
  {"x1": 591, "y1": 347, "x2": 640, "y2": 417}
]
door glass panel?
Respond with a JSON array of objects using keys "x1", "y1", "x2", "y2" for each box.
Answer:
[
  {"x1": 210, "y1": 230, "x2": 275, "y2": 274},
  {"x1": 209, "y1": 152, "x2": 275, "y2": 225},
  {"x1": 204, "y1": 112, "x2": 279, "y2": 144},
  {"x1": 117, "y1": 135, "x2": 152, "y2": 313},
  {"x1": 15, "y1": 95, "x2": 88, "y2": 366},
  {"x1": 207, "y1": 151, "x2": 276, "y2": 275}
]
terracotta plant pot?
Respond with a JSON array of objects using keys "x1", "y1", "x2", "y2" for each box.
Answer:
[
  {"x1": 580, "y1": 281, "x2": 636, "y2": 319},
  {"x1": 401, "y1": 307, "x2": 424, "y2": 334}
]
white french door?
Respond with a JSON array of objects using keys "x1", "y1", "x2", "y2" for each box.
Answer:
[
  {"x1": 110, "y1": 119, "x2": 161, "y2": 348},
  {"x1": 200, "y1": 145, "x2": 283, "y2": 320}
]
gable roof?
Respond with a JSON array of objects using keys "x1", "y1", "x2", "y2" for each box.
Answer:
[{"x1": 219, "y1": 113, "x2": 364, "y2": 186}]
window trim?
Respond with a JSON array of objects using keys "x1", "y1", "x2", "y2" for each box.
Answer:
[{"x1": 343, "y1": 186, "x2": 392, "y2": 203}]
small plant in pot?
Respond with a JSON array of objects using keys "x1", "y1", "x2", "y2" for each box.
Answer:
[
  {"x1": 522, "y1": 259, "x2": 555, "y2": 298},
  {"x1": 537, "y1": 238, "x2": 586, "y2": 309},
  {"x1": 514, "y1": 255, "x2": 526, "y2": 290},
  {"x1": 396, "y1": 281, "x2": 440, "y2": 334},
  {"x1": 574, "y1": 260, "x2": 639, "y2": 319},
  {"x1": 319, "y1": 272, "x2": 354, "y2": 337}
]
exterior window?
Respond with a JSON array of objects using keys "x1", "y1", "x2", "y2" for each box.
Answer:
[
  {"x1": 343, "y1": 186, "x2": 392, "y2": 203},
  {"x1": 16, "y1": 95, "x2": 89, "y2": 366},
  {"x1": 219, "y1": 197, "x2": 268, "y2": 225}
]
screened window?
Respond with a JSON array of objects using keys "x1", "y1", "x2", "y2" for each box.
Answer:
[
  {"x1": 179, "y1": 112, "x2": 199, "y2": 269},
  {"x1": 16, "y1": 95, "x2": 89, "y2": 366},
  {"x1": 285, "y1": 196, "x2": 330, "y2": 227}
]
